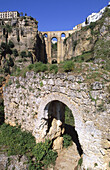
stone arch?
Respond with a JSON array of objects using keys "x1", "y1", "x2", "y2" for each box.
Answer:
[
  {"x1": 43, "y1": 33, "x2": 48, "y2": 38},
  {"x1": 61, "y1": 33, "x2": 66, "y2": 39},
  {"x1": 34, "y1": 92, "x2": 103, "y2": 168},
  {"x1": 37, "y1": 92, "x2": 84, "y2": 143},
  {"x1": 52, "y1": 59, "x2": 57, "y2": 64}
]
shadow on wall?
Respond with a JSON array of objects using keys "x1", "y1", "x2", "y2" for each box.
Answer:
[
  {"x1": 0, "y1": 97, "x2": 4, "y2": 125},
  {"x1": 34, "y1": 33, "x2": 47, "y2": 63},
  {"x1": 65, "y1": 124, "x2": 83, "y2": 156}
]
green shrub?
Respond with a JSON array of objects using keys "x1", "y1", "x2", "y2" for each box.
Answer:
[
  {"x1": 40, "y1": 64, "x2": 48, "y2": 72},
  {"x1": 0, "y1": 124, "x2": 58, "y2": 169},
  {"x1": 42, "y1": 149, "x2": 57, "y2": 168},
  {"x1": 34, "y1": 62, "x2": 48, "y2": 73},
  {"x1": 78, "y1": 157, "x2": 83, "y2": 166},
  {"x1": 8, "y1": 40, "x2": 14, "y2": 48},
  {"x1": 20, "y1": 51, "x2": 27, "y2": 58},
  {"x1": 8, "y1": 56, "x2": 14, "y2": 67},
  {"x1": 28, "y1": 64, "x2": 34, "y2": 70},
  {"x1": 13, "y1": 49, "x2": 18, "y2": 57},
  {"x1": 32, "y1": 139, "x2": 57, "y2": 169},
  {"x1": 63, "y1": 134, "x2": 72, "y2": 148},
  {"x1": 0, "y1": 124, "x2": 36, "y2": 156},
  {"x1": 65, "y1": 106, "x2": 75, "y2": 126},
  {"x1": 0, "y1": 76, "x2": 5, "y2": 86},
  {"x1": 40, "y1": 81, "x2": 43, "y2": 87},
  {"x1": 0, "y1": 98, "x2": 4, "y2": 125},
  {"x1": 49, "y1": 64, "x2": 58, "y2": 74},
  {"x1": 63, "y1": 60, "x2": 74, "y2": 72}
]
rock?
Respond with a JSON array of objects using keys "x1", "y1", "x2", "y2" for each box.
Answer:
[
  {"x1": 91, "y1": 82, "x2": 103, "y2": 90},
  {"x1": 53, "y1": 137, "x2": 63, "y2": 151},
  {"x1": 0, "y1": 154, "x2": 29, "y2": 170}
]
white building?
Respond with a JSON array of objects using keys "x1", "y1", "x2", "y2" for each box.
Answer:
[
  {"x1": 82, "y1": 2, "x2": 110, "y2": 27},
  {"x1": 0, "y1": 11, "x2": 19, "y2": 19}
]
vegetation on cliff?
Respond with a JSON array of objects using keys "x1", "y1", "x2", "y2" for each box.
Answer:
[{"x1": 0, "y1": 124, "x2": 58, "y2": 169}]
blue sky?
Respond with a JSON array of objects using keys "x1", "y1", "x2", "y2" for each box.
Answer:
[{"x1": 0, "y1": 0, "x2": 109, "y2": 31}]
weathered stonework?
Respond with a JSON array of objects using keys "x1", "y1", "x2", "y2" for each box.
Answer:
[{"x1": 3, "y1": 72, "x2": 110, "y2": 169}]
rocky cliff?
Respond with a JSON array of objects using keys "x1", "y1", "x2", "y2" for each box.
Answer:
[
  {"x1": 64, "y1": 8, "x2": 110, "y2": 61},
  {"x1": 0, "y1": 16, "x2": 47, "y2": 68}
]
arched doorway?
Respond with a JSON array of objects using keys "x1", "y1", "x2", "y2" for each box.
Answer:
[
  {"x1": 61, "y1": 33, "x2": 66, "y2": 39},
  {"x1": 44, "y1": 100, "x2": 83, "y2": 156},
  {"x1": 51, "y1": 37, "x2": 57, "y2": 63},
  {"x1": 43, "y1": 33, "x2": 48, "y2": 38},
  {"x1": 52, "y1": 59, "x2": 57, "y2": 64}
]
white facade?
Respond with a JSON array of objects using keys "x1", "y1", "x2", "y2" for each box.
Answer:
[
  {"x1": 82, "y1": 2, "x2": 110, "y2": 27},
  {"x1": 75, "y1": 2, "x2": 110, "y2": 29},
  {"x1": 86, "y1": 7, "x2": 106, "y2": 25},
  {"x1": 0, "y1": 11, "x2": 19, "y2": 19}
]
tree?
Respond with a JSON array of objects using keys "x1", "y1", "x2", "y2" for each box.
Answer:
[
  {"x1": 20, "y1": 51, "x2": 27, "y2": 58},
  {"x1": 20, "y1": 12, "x2": 23, "y2": 16},
  {"x1": 85, "y1": 17, "x2": 88, "y2": 25},
  {"x1": 8, "y1": 56, "x2": 14, "y2": 67},
  {"x1": 17, "y1": 30, "x2": 20, "y2": 42},
  {"x1": 8, "y1": 40, "x2": 14, "y2": 48},
  {"x1": 25, "y1": 13, "x2": 27, "y2": 16},
  {"x1": 28, "y1": 51, "x2": 33, "y2": 64},
  {"x1": 13, "y1": 49, "x2": 18, "y2": 57}
]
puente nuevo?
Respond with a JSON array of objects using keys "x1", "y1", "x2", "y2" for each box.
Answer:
[
  {"x1": 3, "y1": 71, "x2": 110, "y2": 169},
  {"x1": 41, "y1": 29, "x2": 77, "y2": 64}
]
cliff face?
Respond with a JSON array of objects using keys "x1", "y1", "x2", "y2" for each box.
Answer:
[
  {"x1": 64, "y1": 9, "x2": 110, "y2": 61},
  {"x1": 0, "y1": 16, "x2": 47, "y2": 66}
]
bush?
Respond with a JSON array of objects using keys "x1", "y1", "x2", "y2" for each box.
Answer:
[
  {"x1": 0, "y1": 76, "x2": 5, "y2": 86},
  {"x1": 0, "y1": 124, "x2": 36, "y2": 156},
  {"x1": 65, "y1": 106, "x2": 75, "y2": 126},
  {"x1": 0, "y1": 124, "x2": 58, "y2": 169},
  {"x1": 63, "y1": 60, "x2": 74, "y2": 72},
  {"x1": 42, "y1": 149, "x2": 57, "y2": 168},
  {"x1": 34, "y1": 62, "x2": 48, "y2": 73},
  {"x1": 20, "y1": 51, "x2": 27, "y2": 58},
  {"x1": 32, "y1": 139, "x2": 57, "y2": 168},
  {"x1": 49, "y1": 64, "x2": 58, "y2": 74},
  {"x1": 8, "y1": 40, "x2": 14, "y2": 48},
  {"x1": 13, "y1": 49, "x2": 18, "y2": 57},
  {"x1": 28, "y1": 64, "x2": 34, "y2": 70},
  {"x1": 78, "y1": 157, "x2": 83, "y2": 166},
  {"x1": 8, "y1": 56, "x2": 14, "y2": 67},
  {"x1": 63, "y1": 134, "x2": 72, "y2": 148},
  {"x1": 0, "y1": 98, "x2": 4, "y2": 125}
]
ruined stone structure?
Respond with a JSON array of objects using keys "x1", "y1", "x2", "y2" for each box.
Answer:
[
  {"x1": 3, "y1": 72, "x2": 110, "y2": 169},
  {"x1": 41, "y1": 30, "x2": 76, "y2": 63}
]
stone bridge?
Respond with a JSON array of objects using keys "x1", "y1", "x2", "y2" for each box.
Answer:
[
  {"x1": 41, "y1": 30, "x2": 75, "y2": 63},
  {"x1": 3, "y1": 72, "x2": 110, "y2": 169}
]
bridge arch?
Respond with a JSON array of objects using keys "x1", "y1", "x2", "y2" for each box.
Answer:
[
  {"x1": 43, "y1": 33, "x2": 48, "y2": 38},
  {"x1": 37, "y1": 92, "x2": 84, "y2": 143},
  {"x1": 41, "y1": 30, "x2": 74, "y2": 63},
  {"x1": 61, "y1": 33, "x2": 66, "y2": 39}
]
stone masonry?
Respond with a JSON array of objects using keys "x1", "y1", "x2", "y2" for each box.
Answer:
[{"x1": 3, "y1": 71, "x2": 110, "y2": 169}]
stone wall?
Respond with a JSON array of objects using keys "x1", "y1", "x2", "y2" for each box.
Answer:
[{"x1": 3, "y1": 72, "x2": 110, "y2": 169}]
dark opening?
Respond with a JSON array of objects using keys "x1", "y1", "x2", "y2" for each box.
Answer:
[
  {"x1": 44, "y1": 33, "x2": 48, "y2": 38},
  {"x1": 51, "y1": 37, "x2": 57, "y2": 62},
  {"x1": 45, "y1": 100, "x2": 83, "y2": 156},
  {"x1": 61, "y1": 33, "x2": 66, "y2": 38},
  {"x1": 52, "y1": 59, "x2": 57, "y2": 64}
]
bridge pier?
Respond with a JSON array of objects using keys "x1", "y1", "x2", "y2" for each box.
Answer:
[{"x1": 42, "y1": 30, "x2": 75, "y2": 63}]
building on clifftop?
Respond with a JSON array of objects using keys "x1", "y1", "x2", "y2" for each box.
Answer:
[{"x1": 0, "y1": 11, "x2": 19, "y2": 19}]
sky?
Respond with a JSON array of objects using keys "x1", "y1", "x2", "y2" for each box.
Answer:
[{"x1": 0, "y1": 0, "x2": 109, "y2": 31}]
